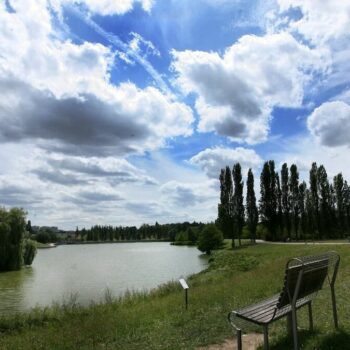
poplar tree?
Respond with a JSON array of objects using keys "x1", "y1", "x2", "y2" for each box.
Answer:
[
  {"x1": 246, "y1": 169, "x2": 258, "y2": 243},
  {"x1": 334, "y1": 173, "x2": 346, "y2": 237},
  {"x1": 218, "y1": 166, "x2": 234, "y2": 246},
  {"x1": 305, "y1": 188, "x2": 314, "y2": 237},
  {"x1": 309, "y1": 162, "x2": 320, "y2": 239},
  {"x1": 275, "y1": 172, "x2": 283, "y2": 238},
  {"x1": 281, "y1": 163, "x2": 291, "y2": 239},
  {"x1": 298, "y1": 181, "x2": 307, "y2": 239},
  {"x1": 232, "y1": 163, "x2": 244, "y2": 246},
  {"x1": 344, "y1": 181, "x2": 350, "y2": 234},
  {"x1": 289, "y1": 164, "x2": 300, "y2": 239},
  {"x1": 259, "y1": 161, "x2": 277, "y2": 240},
  {"x1": 317, "y1": 165, "x2": 332, "y2": 238}
]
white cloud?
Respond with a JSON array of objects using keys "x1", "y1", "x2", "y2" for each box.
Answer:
[
  {"x1": 273, "y1": 1, "x2": 350, "y2": 91},
  {"x1": 129, "y1": 32, "x2": 160, "y2": 57},
  {"x1": 189, "y1": 147, "x2": 262, "y2": 178},
  {"x1": 277, "y1": 0, "x2": 350, "y2": 45},
  {"x1": 38, "y1": 156, "x2": 158, "y2": 186},
  {"x1": 0, "y1": 2, "x2": 193, "y2": 157},
  {"x1": 307, "y1": 101, "x2": 350, "y2": 148},
  {"x1": 171, "y1": 32, "x2": 325, "y2": 144},
  {"x1": 51, "y1": 0, "x2": 154, "y2": 16}
]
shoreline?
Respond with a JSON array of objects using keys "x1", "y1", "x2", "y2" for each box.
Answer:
[{"x1": 55, "y1": 239, "x2": 172, "y2": 246}]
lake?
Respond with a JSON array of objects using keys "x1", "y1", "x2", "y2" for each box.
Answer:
[{"x1": 0, "y1": 242, "x2": 208, "y2": 314}]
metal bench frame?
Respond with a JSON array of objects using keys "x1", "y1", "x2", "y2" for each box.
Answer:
[{"x1": 228, "y1": 251, "x2": 340, "y2": 350}]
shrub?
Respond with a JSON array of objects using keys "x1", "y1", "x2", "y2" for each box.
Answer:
[{"x1": 197, "y1": 224, "x2": 224, "y2": 255}]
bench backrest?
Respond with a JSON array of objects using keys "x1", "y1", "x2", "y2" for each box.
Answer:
[{"x1": 277, "y1": 257, "x2": 330, "y2": 308}]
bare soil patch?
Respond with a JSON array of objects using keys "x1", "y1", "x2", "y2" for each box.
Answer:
[{"x1": 197, "y1": 333, "x2": 263, "y2": 350}]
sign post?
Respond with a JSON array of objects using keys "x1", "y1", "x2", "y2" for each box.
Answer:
[{"x1": 179, "y1": 278, "x2": 189, "y2": 310}]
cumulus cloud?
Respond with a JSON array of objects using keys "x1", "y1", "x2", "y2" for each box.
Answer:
[
  {"x1": 276, "y1": 0, "x2": 350, "y2": 45},
  {"x1": 189, "y1": 147, "x2": 262, "y2": 178},
  {"x1": 307, "y1": 101, "x2": 350, "y2": 148},
  {"x1": 0, "y1": 77, "x2": 192, "y2": 156},
  {"x1": 171, "y1": 32, "x2": 325, "y2": 144}
]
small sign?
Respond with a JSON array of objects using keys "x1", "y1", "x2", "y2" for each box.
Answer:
[{"x1": 179, "y1": 278, "x2": 189, "y2": 289}]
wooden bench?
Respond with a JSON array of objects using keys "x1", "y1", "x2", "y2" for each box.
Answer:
[{"x1": 228, "y1": 251, "x2": 340, "y2": 350}]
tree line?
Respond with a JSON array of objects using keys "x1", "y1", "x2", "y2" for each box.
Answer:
[
  {"x1": 76, "y1": 221, "x2": 207, "y2": 242},
  {"x1": 217, "y1": 161, "x2": 350, "y2": 244}
]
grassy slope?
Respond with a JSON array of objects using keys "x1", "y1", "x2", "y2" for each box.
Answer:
[{"x1": 1, "y1": 243, "x2": 350, "y2": 349}]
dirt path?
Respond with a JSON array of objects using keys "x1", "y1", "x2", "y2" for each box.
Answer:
[{"x1": 197, "y1": 333, "x2": 263, "y2": 350}]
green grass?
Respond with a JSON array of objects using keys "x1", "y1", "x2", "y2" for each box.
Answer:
[
  {"x1": 33, "y1": 241, "x2": 53, "y2": 249},
  {"x1": 1, "y1": 244, "x2": 350, "y2": 349}
]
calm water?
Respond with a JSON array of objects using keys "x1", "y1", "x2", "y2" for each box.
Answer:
[{"x1": 0, "y1": 243, "x2": 207, "y2": 314}]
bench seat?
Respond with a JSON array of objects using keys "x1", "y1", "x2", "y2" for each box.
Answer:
[{"x1": 235, "y1": 294, "x2": 310, "y2": 325}]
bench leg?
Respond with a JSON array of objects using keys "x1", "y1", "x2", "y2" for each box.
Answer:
[
  {"x1": 291, "y1": 307, "x2": 299, "y2": 350},
  {"x1": 263, "y1": 325, "x2": 269, "y2": 350},
  {"x1": 308, "y1": 302, "x2": 313, "y2": 332},
  {"x1": 330, "y1": 284, "x2": 339, "y2": 329},
  {"x1": 236, "y1": 329, "x2": 242, "y2": 350},
  {"x1": 287, "y1": 313, "x2": 293, "y2": 336}
]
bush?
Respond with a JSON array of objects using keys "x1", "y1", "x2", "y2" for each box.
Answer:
[
  {"x1": 23, "y1": 240, "x2": 37, "y2": 266},
  {"x1": 197, "y1": 224, "x2": 224, "y2": 255}
]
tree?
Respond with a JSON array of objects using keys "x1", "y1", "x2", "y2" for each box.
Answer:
[
  {"x1": 26, "y1": 220, "x2": 33, "y2": 234},
  {"x1": 344, "y1": 181, "x2": 350, "y2": 234},
  {"x1": 317, "y1": 165, "x2": 332, "y2": 238},
  {"x1": 275, "y1": 172, "x2": 283, "y2": 238},
  {"x1": 23, "y1": 240, "x2": 37, "y2": 265},
  {"x1": 298, "y1": 181, "x2": 307, "y2": 239},
  {"x1": 281, "y1": 163, "x2": 291, "y2": 239},
  {"x1": 0, "y1": 207, "x2": 28, "y2": 271},
  {"x1": 232, "y1": 163, "x2": 244, "y2": 246},
  {"x1": 0, "y1": 219, "x2": 10, "y2": 271},
  {"x1": 289, "y1": 164, "x2": 300, "y2": 239},
  {"x1": 187, "y1": 227, "x2": 198, "y2": 244},
  {"x1": 305, "y1": 189, "x2": 314, "y2": 237},
  {"x1": 197, "y1": 224, "x2": 224, "y2": 255},
  {"x1": 259, "y1": 161, "x2": 277, "y2": 240},
  {"x1": 334, "y1": 173, "x2": 346, "y2": 237},
  {"x1": 246, "y1": 169, "x2": 258, "y2": 243},
  {"x1": 218, "y1": 166, "x2": 234, "y2": 247},
  {"x1": 309, "y1": 162, "x2": 320, "y2": 239}
]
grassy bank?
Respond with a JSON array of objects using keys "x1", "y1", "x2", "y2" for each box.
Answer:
[{"x1": 1, "y1": 243, "x2": 350, "y2": 349}]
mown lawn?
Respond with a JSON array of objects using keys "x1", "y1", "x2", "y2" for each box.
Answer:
[{"x1": 0, "y1": 243, "x2": 350, "y2": 349}]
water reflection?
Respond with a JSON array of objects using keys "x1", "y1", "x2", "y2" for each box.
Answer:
[{"x1": 0, "y1": 267, "x2": 34, "y2": 313}]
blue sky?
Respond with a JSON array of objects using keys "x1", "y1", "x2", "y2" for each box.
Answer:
[{"x1": 0, "y1": 0, "x2": 350, "y2": 229}]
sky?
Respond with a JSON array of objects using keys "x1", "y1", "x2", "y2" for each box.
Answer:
[{"x1": 0, "y1": 0, "x2": 350, "y2": 229}]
